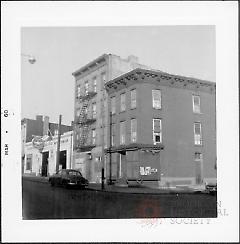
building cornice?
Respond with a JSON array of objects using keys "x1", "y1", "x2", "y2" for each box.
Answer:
[
  {"x1": 72, "y1": 54, "x2": 109, "y2": 77},
  {"x1": 105, "y1": 68, "x2": 216, "y2": 94}
]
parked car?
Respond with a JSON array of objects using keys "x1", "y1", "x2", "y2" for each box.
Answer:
[
  {"x1": 49, "y1": 169, "x2": 88, "y2": 188},
  {"x1": 205, "y1": 182, "x2": 217, "y2": 195}
]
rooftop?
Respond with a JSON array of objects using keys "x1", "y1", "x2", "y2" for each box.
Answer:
[{"x1": 105, "y1": 68, "x2": 216, "y2": 93}]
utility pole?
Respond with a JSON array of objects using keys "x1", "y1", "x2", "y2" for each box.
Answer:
[
  {"x1": 109, "y1": 111, "x2": 112, "y2": 185},
  {"x1": 55, "y1": 114, "x2": 62, "y2": 172}
]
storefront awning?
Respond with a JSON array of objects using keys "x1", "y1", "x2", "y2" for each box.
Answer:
[{"x1": 105, "y1": 143, "x2": 164, "y2": 154}]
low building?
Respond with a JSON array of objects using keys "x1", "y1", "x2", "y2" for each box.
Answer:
[
  {"x1": 104, "y1": 68, "x2": 216, "y2": 187},
  {"x1": 23, "y1": 131, "x2": 74, "y2": 176},
  {"x1": 21, "y1": 115, "x2": 72, "y2": 173}
]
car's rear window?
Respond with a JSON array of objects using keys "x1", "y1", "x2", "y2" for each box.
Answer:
[{"x1": 68, "y1": 171, "x2": 81, "y2": 176}]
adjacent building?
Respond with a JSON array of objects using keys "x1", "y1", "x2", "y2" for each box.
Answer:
[
  {"x1": 72, "y1": 54, "x2": 149, "y2": 182},
  {"x1": 104, "y1": 68, "x2": 216, "y2": 187},
  {"x1": 23, "y1": 131, "x2": 74, "y2": 176},
  {"x1": 21, "y1": 115, "x2": 72, "y2": 174}
]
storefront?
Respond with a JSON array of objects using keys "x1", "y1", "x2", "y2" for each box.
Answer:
[
  {"x1": 23, "y1": 131, "x2": 73, "y2": 176},
  {"x1": 105, "y1": 143, "x2": 164, "y2": 187}
]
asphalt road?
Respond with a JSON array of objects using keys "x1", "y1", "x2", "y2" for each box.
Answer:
[{"x1": 22, "y1": 179, "x2": 217, "y2": 219}]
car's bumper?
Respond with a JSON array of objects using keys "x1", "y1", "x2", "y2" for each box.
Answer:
[{"x1": 68, "y1": 181, "x2": 88, "y2": 187}]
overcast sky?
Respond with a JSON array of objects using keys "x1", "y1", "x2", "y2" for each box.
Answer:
[{"x1": 21, "y1": 26, "x2": 215, "y2": 125}]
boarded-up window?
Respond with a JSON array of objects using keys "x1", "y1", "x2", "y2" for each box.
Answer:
[
  {"x1": 120, "y1": 93, "x2": 126, "y2": 112},
  {"x1": 131, "y1": 89, "x2": 137, "y2": 109}
]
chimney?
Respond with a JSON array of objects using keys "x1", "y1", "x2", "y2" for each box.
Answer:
[
  {"x1": 36, "y1": 115, "x2": 43, "y2": 121},
  {"x1": 128, "y1": 55, "x2": 139, "y2": 64},
  {"x1": 43, "y1": 116, "x2": 50, "y2": 136}
]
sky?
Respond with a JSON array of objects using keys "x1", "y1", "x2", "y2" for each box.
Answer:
[{"x1": 21, "y1": 26, "x2": 215, "y2": 125}]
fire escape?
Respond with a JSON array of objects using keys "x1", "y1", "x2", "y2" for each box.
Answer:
[{"x1": 75, "y1": 90, "x2": 97, "y2": 152}]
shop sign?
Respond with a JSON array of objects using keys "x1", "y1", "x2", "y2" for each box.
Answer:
[{"x1": 140, "y1": 166, "x2": 158, "y2": 176}]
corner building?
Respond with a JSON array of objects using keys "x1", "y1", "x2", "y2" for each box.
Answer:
[
  {"x1": 72, "y1": 54, "x2": 149, "y2": 183},
  {"x1": 105, "y1": 68, "x2": 216, "y2": 187}
]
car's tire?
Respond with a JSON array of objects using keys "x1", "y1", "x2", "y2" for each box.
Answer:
[
  {"x1": 62, "y1": 180, "x2": 68, "y2": 189},
  {"x1": 50, "y1": 179, "x2": 55, "y2": 187}
]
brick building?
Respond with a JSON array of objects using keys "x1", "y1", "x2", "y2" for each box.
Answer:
[
  {"x1": 72, "y1": 54, "x2": 149, "y2": 182},
  {"x1": 104, "y1": 68, "x2": 216, "y2": 187}
]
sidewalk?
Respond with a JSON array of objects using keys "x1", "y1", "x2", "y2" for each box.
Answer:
[{"x1": 22, "y1": 175, "x2": 207, "y2": 194}]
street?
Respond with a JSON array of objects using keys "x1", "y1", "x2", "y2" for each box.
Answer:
[{"x1": 22, "y1": 178, "x2": 217, "y2": 219}]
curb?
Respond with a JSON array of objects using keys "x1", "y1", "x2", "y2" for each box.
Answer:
[{"x1": 22, "y1": 176, "x2": 208, "y2": 195}]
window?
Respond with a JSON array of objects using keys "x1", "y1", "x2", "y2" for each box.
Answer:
[
  {"x1": 131, "y1": 89, "x2": 137, "y2": 109},
  {"x1": 54, "y1": 129, "x2": 58, "y2": 135},
  {"x1": 120, "y1": 93, "x2": 126, "y2": 112},
  {"x1": 76, "y1": 108, "x2": 80, "y2": 117},
  {"x1": 92, "y1": 103, "x2": 97, "y2": 118},
  {"x1": 92, "y1": 129, "x2": 96, "y2": 144},
  {"x1": 153, "y1": 119, "x2": 162, "y2": 144},
  {"x1": 26, "y1": 154, "x2": 32, "y2": 171},
  {"x1": 193, "y1": 95, "x2": 201, "y2": 113},
  {"x1": 195, "y1": 152, "x2": 203, "y2": 161},
  {"x1": 194, "y1": 122, "x2": 202, "y2": 145},
  {"x1": 152, "y1": 90, "x2": 161, "y2": 109},
  {"x1": 111, "y1": 97, "x2": 116, "y2": 114},
  {"x1": 111, "y1": 123, "x2": 116, "y2": 146},
  {"x1": 120, "y1": 121, "x2": 126, "y2": 144},
  {"x1": 93, "y1": 77, "x2": 97, "y2": 92},
  {"x1": 131, "y1": 119, "x2": 137, "y2": 142},
  {"x1": 77, "y1": 85, "x2": 81, "y2": 98},
  {"x1": 101, "y1": 72, "x2": 106, "y2": 90},
  {"x1": 84, "y1": 81, "x2": 89, "y2": 95}
]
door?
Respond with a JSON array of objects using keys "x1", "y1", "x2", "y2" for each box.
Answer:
[
  {"x1": 195, "y1": 161, "x2": 203, "y2": 184},
  {"x1": 60, "y1": 150, "x2": 67, "y2": 169},
  {"x1": 42, "y1": 151, "x2": 49, "y2": 177}
]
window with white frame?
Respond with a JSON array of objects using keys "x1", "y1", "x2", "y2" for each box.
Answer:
[
  {"x1": 193, "y1": 95, "x2": 201, "y2": 113},
  {"x1": 111, "y1": 97, "x2": 116, "y2": 114},
  {"x1": 194, "y1": 152, "x2": 203, "y2": 161},
  {"x1": 111, "y1": 123, "x2": 116, "y2": 146},
  {"x1": 153, "y1": 119, "x2": 162, "y2": 144},
  {"x1": 84, "y1": 81, "x2": 89, "y2": 95},
  {"x1": 92, "y1": 129, "x2": 96, "y2": 144},
  {"x1": 152, "y1": 90, "x2": 161, "y2": 109},
  {"x1": 194, "y1": 122, "x2": 202, "y2": 145},
  {"x1": 101, "y1": 72, "x2": 106, "y2": 90},
  {"x1": 120, "y1": 93, "x2": 126, "y2": 112},
  {"x1": 131, "y1": 119, "x2": 137, "y2": 142},
  {"x1": 131, "y1": 89, "x2": 137, "y2": 109},
  {"x1": 93, "y1": 77, "x2": 97, "y2": 92},
  {"x1": 120, "y1": 121, "x2": 126, "y2": 144},
  {"x1": 92, "y1": 103, "x2": 97, "y2": 118},
  {"x1": 77, "y1": 85, "x2": 81, "y2": 98}
]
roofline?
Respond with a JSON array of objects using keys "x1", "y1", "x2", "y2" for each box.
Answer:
[
  {"x1": 72, "y1": 53, "x2": 109, "y2": 77},
  {"x1": 105, "y1": 68, "x2": 215, "y2": 87}
]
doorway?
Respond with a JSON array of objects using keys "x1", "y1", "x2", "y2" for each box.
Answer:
[
  {"x1": 42, "y1": 151, "x2": 49, "y2": 176},
  {"x1": 60, "y1": 150, "x2": 67, "y2": 169}
]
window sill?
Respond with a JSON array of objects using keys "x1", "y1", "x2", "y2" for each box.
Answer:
[
  {"x1": 194, "y1": 144, "x2": 203, "y2": 147},
  {"x1": 153, "y1": 107, "x2": 162, "y2": 110},
  {"x1": 193, "y1": 112, "x2": 202, "y2": 115}
]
